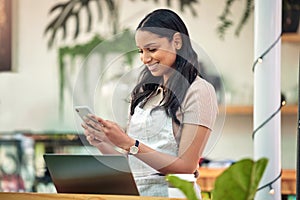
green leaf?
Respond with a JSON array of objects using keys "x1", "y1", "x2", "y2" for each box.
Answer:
[
  {"x1": 166, "y1": 174, "x2": 198, "y2": 200},
  {"x1": 211, "y1": 158, "x2": 268, "y2": 200}
]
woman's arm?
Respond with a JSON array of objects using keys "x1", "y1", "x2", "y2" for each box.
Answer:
[
  {"x1": 84, "y1": 115, "x2": 210, "y2": 174},
  {"x1": 134, "y1": 123, "x2": 210, "y2": 174}
]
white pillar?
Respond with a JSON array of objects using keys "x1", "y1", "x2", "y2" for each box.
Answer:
[{"x1": 253, "y1": 0, "x2": 282, "y2": 200}]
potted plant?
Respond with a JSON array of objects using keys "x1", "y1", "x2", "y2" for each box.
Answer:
[{"x1": 166, "y1": 158, "x2": 268, "y2": 200}]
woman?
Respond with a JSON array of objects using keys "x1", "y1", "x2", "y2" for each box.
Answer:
[{"x1": 82, "y1": 8, "x2": 218, "y2": 198}]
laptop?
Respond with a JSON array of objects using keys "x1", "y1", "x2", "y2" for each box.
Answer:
[{"x1": 43, "y1": 154, "x2": 139, "y2": 195}]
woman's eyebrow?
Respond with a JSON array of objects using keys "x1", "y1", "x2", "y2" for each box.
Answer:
[
  {"x1": 136, "y1": 42, "x2": 157, "y2": 49},
  {"x1": 144, "y1": 42, "x2": 156, "y2": 47}
]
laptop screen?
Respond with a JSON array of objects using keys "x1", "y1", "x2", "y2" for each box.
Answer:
[{"x1": 43, "y1": 154, "x2": 139, "y2": 195}]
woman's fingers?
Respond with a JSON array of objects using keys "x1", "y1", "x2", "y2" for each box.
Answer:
[
  {"x1": 81, "y1": 123, "x2": 88, "y2": 130},
  {"x1": 84, "y1": 128, "x2": 103, "y2": 145},
  {"x1": 87, "y1": 114, "x2": 102, "y2": 124},
  {"x1": 84, "y1": 115, "x2": 129, "y2": 148},
  {"x1": 84, "y1": 116, "x2": 104, "y2": 132},
  {"x1": 90, "y1": 115, "x2": 110, "y2": 128},
  {"x1": 87, "y1": 114, "x2": 119, "y2": 130},
  {"x1": 86, "y1": 134, "x2": 94, "y2": 140}
]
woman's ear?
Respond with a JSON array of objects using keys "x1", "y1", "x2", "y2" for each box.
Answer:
[{"x1": 173, "y1": 32, "x2": 182, "y2": 50}]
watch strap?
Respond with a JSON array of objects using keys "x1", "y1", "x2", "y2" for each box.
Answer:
[{"x1": 134, "y1": 140, "x2": 139, "y2": 148}]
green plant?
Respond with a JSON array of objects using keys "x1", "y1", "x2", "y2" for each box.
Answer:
[
  {"x1": 166, "y1": 158, "x2": 268, "y2": 200},
  {"x1": 217, "y1": 0, "x2": 254, "y2": 40},
  {"x1": 44, "y1": 0, "x2": 118, "y2": 48},
  {"x1": 217, "y1": 0, "x2": 300, "y2": 39},
  {"x1": 212, "y1": 158, "x2": 268, "y2": 200},
  {"x1": 44, "y1": 0, "x2": 200, "y2": 116},
  {"x1": 57, "y1": 29, "x2": 136, "y2": 115},
  {"x1": 166, "y1": 174, "x2": 199, "y2": 200},
  {"x1": 44, "y1": 0, "x2": 199, "y2": 48}
]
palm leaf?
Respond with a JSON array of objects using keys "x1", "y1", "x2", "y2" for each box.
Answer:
[
  {"x1": 234, "y1": 0, "x2": 254, "y2": 36},
  {"x1": 95, "y1": 0, "x2": 103, "y2": 21},
  {"x1": 73, "y1": 12, "x2": 80, "y2": 39},
  {"x1": 85, "y1": 3, "x2": 92, "y2": 32}
]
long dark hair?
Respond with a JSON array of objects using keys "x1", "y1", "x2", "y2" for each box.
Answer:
[{"x1": 130, "y1": 9, "x2": 200, "y2": 125}]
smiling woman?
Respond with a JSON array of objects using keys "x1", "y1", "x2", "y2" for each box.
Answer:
[{"x1": 81, "y1": 9, "x2": 218, "y2": 199}]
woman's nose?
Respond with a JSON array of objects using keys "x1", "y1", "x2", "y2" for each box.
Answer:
[{"x1": 141, "y1": 52, "x2": 152, "y2": 64}]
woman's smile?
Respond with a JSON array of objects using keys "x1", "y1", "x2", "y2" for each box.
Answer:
[{"x1": 147, "y1": 63, "x2": 159, "y2": 72}]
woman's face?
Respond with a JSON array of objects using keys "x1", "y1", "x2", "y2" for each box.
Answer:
[{"x1": 135, "y1": 30, "x2": 178, "y2": 82}]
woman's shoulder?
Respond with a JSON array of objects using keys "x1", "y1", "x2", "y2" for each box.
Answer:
[
  {"x1": 188, "y1": 76, "x2": 216, "y2": 94},
  {"x1": 179, "y1": 76, "x2": 218, "y2": 129},
  {"x1": 182, "y1": 76, "x2": 218, "y2": 106}
]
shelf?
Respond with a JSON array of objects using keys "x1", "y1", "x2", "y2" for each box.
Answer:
[
  {"x1": 220, "y1": 105, "x2": 298, "y2": 115},
  {"x1": 282, "y1": 33, "x2": 300, "y2": 43},
  {"x1": 220, "y1": 105, "x2": 253, "y2": 115}
]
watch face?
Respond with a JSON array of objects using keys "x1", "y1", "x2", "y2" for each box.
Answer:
[{"x1": 130, "y1": 146, "x2": 139, "y2": 154}]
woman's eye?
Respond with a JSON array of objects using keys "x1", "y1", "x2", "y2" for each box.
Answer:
[
  {"x1": 137, "y1": 48, "x2": 157, "y2": 53},
  {"x1": 148, "y1": 48, "x2": 157, "y2": 52}
]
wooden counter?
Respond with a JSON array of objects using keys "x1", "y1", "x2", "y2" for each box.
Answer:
[
  {"x1": 0, "y1": 192, "x2": 184, "y2": 200},
  {"x1": 197, "y1": 167, "x2": 296, "y2": 195},
  {"x1": 1, "y1": 169, "x2": 295, "y2": 199}
]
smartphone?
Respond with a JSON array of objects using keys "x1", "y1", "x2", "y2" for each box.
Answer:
[
  {"x1": 74, "y1": 105, "x2": 100, "y2": 128},
  {"x1": 75, "y1": 106, "x2": 94, "y2": 121}
]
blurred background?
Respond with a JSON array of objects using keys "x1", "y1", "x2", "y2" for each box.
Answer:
[{"x1": 0, "y1": 0, "x2": 298, "y2": 198}]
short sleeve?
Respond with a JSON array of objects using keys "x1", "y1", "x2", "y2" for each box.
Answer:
[{"x1": 179, "y1": 76, "x2": 218, "y2": 130}]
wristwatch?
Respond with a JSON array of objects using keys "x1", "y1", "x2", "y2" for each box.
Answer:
[{"x1": 129, "y1": 140, "x2": 139, "y2": 155}]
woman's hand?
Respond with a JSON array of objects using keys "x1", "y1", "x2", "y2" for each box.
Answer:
[
  {"x1": 81, "y1": 119, "x2": 106, "y2": 148},
  {"x1": 82, "y1": 114, "x2": 134, "y2": 151}
]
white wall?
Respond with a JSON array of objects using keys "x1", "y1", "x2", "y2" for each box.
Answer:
[{"x1": 0, "y1": 0, "x2": 298, "y2": 169}]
